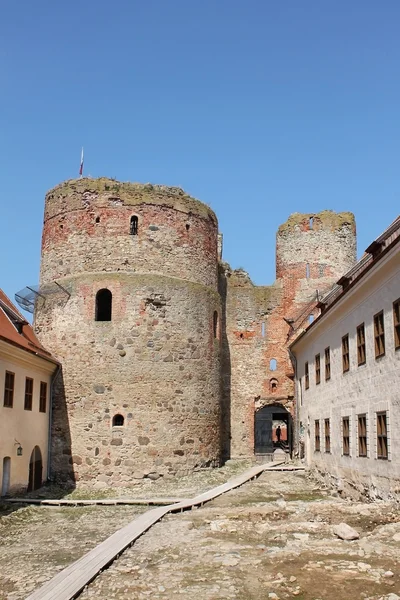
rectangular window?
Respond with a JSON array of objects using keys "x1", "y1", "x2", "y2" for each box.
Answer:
[
  {"x1": 374, "y1": 311, "x2": 385, "y2": 358},
  {"x1": 315, "y1": 354, "x2": 321, "y2": 385},
  {"x1": 342, "y1": 417, "x2": 350, "y2": 456},
  {"x1": 393, "y1": 299, "x2": 400, "y2": 350},
  {"x1": 24, "y1": 377, "x2": 33, "y2": 411},
  {"x1": 358, "y1": 414, "x2": 367, "y2": 457},
  {"x1": 357, "y1": 323, "x2": 366, "y2": 366},
  {"x1": 377, "y1": 412, "x2": 388, "y2": 460},
  {"x1": 325, "y1": 418, "x2": 331, "y2": 453},
  {"x1": 325, "y1": 347, "x2": 331, "y2": 381},
  {"x1": 305, "y1": 362, "x2": 309, "y2": 390},
  {"x1": 39, "y1": 382, "x2": 47, "y2": 413},
  {"x1": 342, "y1": 334, "x2": 350, "y2": 373},
  {"x1": 315, "y1": 420, "x2": 320, "y2": 452},
  {"x1": 4, "y1": 371, "x2": 15, "y2": 408}
]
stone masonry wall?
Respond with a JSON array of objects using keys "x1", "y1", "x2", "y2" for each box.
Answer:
[
  {"x1": 223, "y1": 211, "x2": 357, "y2": 459},
  {"x1": 35, "y1": 179, "x2": 221, "y2": 488}
]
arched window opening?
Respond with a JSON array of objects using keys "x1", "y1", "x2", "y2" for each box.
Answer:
[
  {"x1": 261, "y1": 322, "x2": 266, "y2": 337},
  {"x1": 270, "y1": 358, "x2": 277, "y2": 371},
  {"x1": 309, "y1": 314, "x2": 314, "y2": 324},
  {"x1": 213, "y1": 311, "x2": 219, "y2": 339},
  {"x1": 306, "y1": 263, "x2": 310, "y2": 279},
  {"x1": 270, "y1": 378, "x2": 278, "y2": 393},
  {"x1": 130, "y1": 216, "x2": 138, "y2": 236},
  {"x1": 95, "y1": 216, "x2": 100, "y2": 224},
  {"x1": 95, "y1": 289, "x2": 112, "y2": 322},
  {"x1": 186, "y1": 223, "x2": 190, "y2": 231},
  {"x1": 309, "y1": 216, "x2": 314, "y2": 230},
  {"x1": 240, "y1": 333, "x2": 244, "y2": 339},
  {"x1": 112, "y1": 414, "x2": 124, "y2": 427}
]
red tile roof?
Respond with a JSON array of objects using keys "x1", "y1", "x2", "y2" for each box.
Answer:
[{"x1": 0, "y1": 288, "x2": 57, "y2": 364}]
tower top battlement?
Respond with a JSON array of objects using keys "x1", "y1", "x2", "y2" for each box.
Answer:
[{"x1": 45, "y1": 177, "x2": 217, "y2": 223}]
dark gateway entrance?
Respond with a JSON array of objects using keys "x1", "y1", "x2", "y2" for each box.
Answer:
[
  {"x1": 254, "y1": 404, "x2": 292, "y2": 457},
  {"x1": 28, "y1": 446, "x2": 43, "y2": 492}
]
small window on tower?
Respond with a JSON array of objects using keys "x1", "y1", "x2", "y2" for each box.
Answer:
[
  {"x1": 269, "y1": 358, "x2": 277, "y2": 371},
  {"x1": 130, "y1": 216, "x2": 138, "y2": 236},
  {"x1": 112, "y1": 414, "x2": 124, "y2": 427},
  {"x1": 213, "y1": 311, "x2": 219, "y2": 339},
  {"x1": 309, "y1": 216, "x2": 314, "y2": 229},
  {"x1": 95, "y1": 289, "x2": 112, "y2": 322},
  {"x1": 306, "y1": 263, "x2": 310, "y2": 279}
]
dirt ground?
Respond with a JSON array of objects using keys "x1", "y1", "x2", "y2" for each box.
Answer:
[
  {"x1": 1, "y1": 468, "x2": 400, "y2": 600},
  {"x1": 0, "y1": 504, "x2": 146, "y2": 600},
  {"x1": 79, "y1": 470, "x2": 400, "y2": 600}
]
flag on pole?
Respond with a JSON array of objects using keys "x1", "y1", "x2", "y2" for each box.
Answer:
[{"x1": 79, "y1": 147, "x2": 84, "y2": 177}]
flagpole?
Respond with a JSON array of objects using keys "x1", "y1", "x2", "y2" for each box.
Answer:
[{"x1": 79, "y1": 147, "x2": 84, "y2": 178}]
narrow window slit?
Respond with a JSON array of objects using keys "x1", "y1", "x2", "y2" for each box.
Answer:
[{"x1": 130, "y1": 216, "x2": 138, "y2": 236}]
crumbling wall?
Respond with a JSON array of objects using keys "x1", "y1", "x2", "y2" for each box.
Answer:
[{"x1": 224, "y1": 211, "x2": 357, "y2": 459}]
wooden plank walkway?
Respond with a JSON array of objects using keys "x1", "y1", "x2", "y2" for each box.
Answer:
[
  {"x1": 25, "y1": 461, "x2": 291, "y2": 600},
  {"x1": 4, "y1": 497, "x2": 185, "y2": 507}
]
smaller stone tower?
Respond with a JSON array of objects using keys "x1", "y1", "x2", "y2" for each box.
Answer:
[
  {"x1": 222, "y1": 210, "x2": 357, "y2": 460},
  {"x1": 276, "y1": 211, "x2": 357, "y2": 307}
]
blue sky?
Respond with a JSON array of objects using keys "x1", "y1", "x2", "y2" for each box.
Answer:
[{"x1": 1, "y1": 1, "x2": 399, "y2": 310}]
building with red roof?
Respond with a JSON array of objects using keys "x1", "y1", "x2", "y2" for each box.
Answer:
[{"x1": 0, "y1": 289, "x2": 58, "y2": 495}]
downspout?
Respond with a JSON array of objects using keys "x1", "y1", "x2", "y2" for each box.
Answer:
[
  {"x1": 47, "y1": 364, "x2": 61, "y2": 481},
  {"x1": 288, "y1": 348, "x2": 298, "y2": 458}
]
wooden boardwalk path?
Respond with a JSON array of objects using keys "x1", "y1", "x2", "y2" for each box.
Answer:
[
  {"x1": 4, "y1": 497, "x2": 185, "y2": 507},
  {"x1": 25, "y1": 461, "x2": 300, "y2": 600}
]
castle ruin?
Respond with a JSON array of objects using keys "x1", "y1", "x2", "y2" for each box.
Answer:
[{"x1": 34, "y1": 178, "x2": 356, "y2": 488}]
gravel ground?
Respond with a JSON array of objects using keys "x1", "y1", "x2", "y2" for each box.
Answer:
[
  {"x1": 78, "y1": 471, "x2": 400, "y2": 600},
  {"x1": 2, "y1": 467, "x2": 400, "y2": 600},
  {"x1": 0, "y1": 504, "x2": 146, "y2": 600}
]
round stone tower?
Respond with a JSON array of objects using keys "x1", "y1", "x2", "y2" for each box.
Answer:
[{"x1": 35, "y1": 178, "x2": 221, "y2": 488}]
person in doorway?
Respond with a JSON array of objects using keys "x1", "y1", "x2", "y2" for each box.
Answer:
[{"x1": 276, "y1": 425, "x2": 281, "y2": 444}]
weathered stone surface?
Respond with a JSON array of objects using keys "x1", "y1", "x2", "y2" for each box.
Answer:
[
  {"x1": 333, "y1": 522, "x2": 360, "y2": 540},
  {"x1": 36, "y1": 178, "x2": 222, "y2": 489}
]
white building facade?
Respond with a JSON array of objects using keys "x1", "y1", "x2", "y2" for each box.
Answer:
[
  {"x1": 0, "y1": 290, "x2": 58, "y2": 496},
  {"x1": 291, "y1": 217, "x2": 400, "y2": 498}
]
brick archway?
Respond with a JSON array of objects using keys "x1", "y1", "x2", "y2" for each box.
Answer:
[{"x1": 254, "y1": 402, "x2": 292, "y2": 457}]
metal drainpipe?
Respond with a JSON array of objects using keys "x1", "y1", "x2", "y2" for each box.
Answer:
[
  {"x1": 47, "y1": 364, "x2": 61, "y2": 481},
  {"x1": 288, "y1": 348, "x2": 298, "y2": 457}
]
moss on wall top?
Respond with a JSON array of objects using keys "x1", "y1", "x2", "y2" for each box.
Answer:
[
  {"x1": 45, "y1": 178, "x2": 217, "y2": 223},
  {"x1": 278, "y1": 210, "x2": 356, "y2": 235}
]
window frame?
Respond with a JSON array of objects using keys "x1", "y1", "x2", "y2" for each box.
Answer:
[
  {"x1": 39, "y1": 382, "x2": 47, "y2": 413},
  {"x1": 324, "y1": 418, "x2": 331, "y2": 453},
  {"x1": 315, "y1": 420, "x2": 320, "y2": 452},
  {"x1": 342, "y1": 334, "x2": 350, "y2": 373},
  {"x1": 358, "y1": 414, "x2": 367, "y2": 457},
  {"x1": 24, "y1": 377, "x2": 34, "y2": 411},
  {"x1": 315, "y1": 353, "x2": 321, "y2": 385},
  {"x1": 324, "y1": 347, "x2": 331, "y2": 381},
  {"x1": 374, "y1": 310, "x2": 385, "y2": 358},
  {"x1": 393, "y1": 298, "x2": 400, "y2": 351},
  {"x1": 305, "y1": 362, "x2": 309, "y2": 390},
  {"x1": 377, "y1": 411, "x2": 388, "y2": 460},
  {"x1": 356, "y1": 323, "x2": 366, "y2": 366},
  {"x1": 4, "y1": 371, "x2": 15, "y2": 408},
  {"x1": 342, "y1": 416, "x2": 350, "y2": 456}
]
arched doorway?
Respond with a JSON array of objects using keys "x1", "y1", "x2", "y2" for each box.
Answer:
[
  {"x1": 1, "y1": 457, "x2": 11, "y2": 496},
  {"x1": 254, "y1": 404, "x2": 292, "y2": 456},
  {"x1": 28, "y1": 446, "x2": 43, "y2": 492}
]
